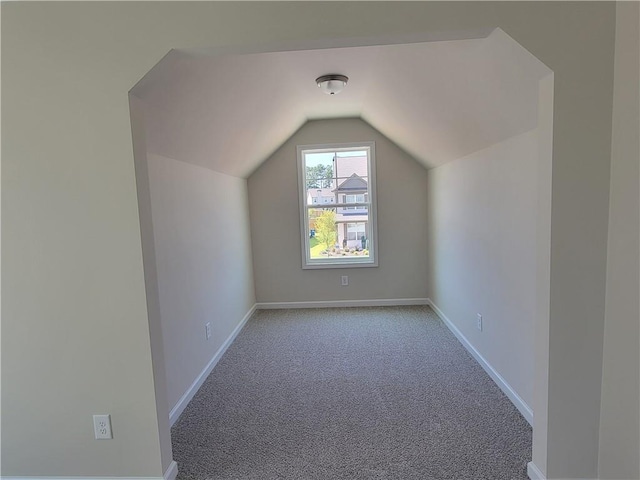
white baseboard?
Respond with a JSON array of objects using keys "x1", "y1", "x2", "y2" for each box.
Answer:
[
  {"x1": 168, "y1": 304, "x2": 257, "y2": 426},
  {"x1": 163, "y1": 461, "x2": 178, "y2": 480},
  {"x1": 256, "y1": 298, "x2": 429, "y2": 309},
  {"x1": 527, "y1": 461, "x2": 546, "y2": 480},
  {"x1": 0, "y1": 463, "x2": 179, "y2": 480},
  {"x1": 1, "y1": 477, "x2": 165, "y2": 480},
  {"x1": 427, "y1": 299, "x2": 533, "y2": 425}
]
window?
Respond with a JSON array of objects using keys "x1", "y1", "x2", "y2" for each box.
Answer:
[
  {"x1": 297, "y1": 142, "x2": 378, "y2": 268},
  {"x1": 344, "y1": 194, "x2": 366, "y2": 210},
  {"x1": 347, "y1": 223, "x2": 366, "y2": 241}
]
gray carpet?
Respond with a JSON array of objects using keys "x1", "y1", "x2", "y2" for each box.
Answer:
[{"x1": 172, "y1": 306, "x2": 532, "y2": 479}]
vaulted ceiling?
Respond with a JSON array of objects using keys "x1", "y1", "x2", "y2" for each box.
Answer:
[{"x1": 131, "y1": 28, "x2": 551, "y2": 178}]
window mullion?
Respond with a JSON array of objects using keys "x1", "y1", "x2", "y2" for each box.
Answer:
[{"x1": 319, "y1": 203, "x2": 370, "y2": 208}]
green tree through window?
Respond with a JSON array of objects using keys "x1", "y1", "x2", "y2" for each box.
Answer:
[
  {"x1": 306, "y1": 164, "x2": 333, "y2": 188},
  {"x1": 315, "y1": 210, "x2": 337, "y2": 251}
]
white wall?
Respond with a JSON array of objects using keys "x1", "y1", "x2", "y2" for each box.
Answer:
[
  {"x1": 427, "y1": 130, "x2": 538, "y2": 412},
  {"x1": 598, "y1": 3, "x2": 640, "y2": 479},
  {"x1": 130, "y1": 95, "x2": 175, "y2": 474},
  {"x1": 1, "y1": 3, "x2": 616, "y2": 478},
  {"x1": 248, "y1": 118, "x2": 429, "y2": 304},
  {"x1": 146, "y1": 153, "x2": 256, "y2": 413}
]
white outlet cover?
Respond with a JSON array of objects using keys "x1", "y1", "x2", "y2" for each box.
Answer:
[
  {"x1": 93, "y1": 414, "x2": 112, "y2": 440},
  {"x1": 341, "y1": 276, "x2": 348, "y2": 286}
]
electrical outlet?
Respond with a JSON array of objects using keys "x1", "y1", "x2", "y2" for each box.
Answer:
[
  {"x1": 205, "y1": 322, "x2": 212, "y2": 340},
  {"x1": 476, "y1": 313, "x2": 483, "y2": 331},
  {"x1": 341, "y1": 275, "x2": 348, "y2": 286},
  {"x1": 93, "y1": 414, "x2": 112, "y2": 440}
]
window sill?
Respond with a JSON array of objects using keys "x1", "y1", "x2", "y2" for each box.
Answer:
[{"x1": 302, "y1": 259, "x2": 378, "y2": 270}]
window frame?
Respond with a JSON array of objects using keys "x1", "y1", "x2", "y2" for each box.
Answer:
[{"x1": 297, "y1": 142, "x2": 378, "y2": 269}]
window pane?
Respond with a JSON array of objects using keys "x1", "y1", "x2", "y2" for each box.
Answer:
[
  {"x1": 304, "y1": 152, "x2": 335, "y2": 189},
  {"x1": 308, "y1": 206, "x2": 370, "y2": 259}
]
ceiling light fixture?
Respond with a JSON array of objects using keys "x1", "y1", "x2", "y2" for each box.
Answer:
[{"x1": 316, "y1": 74, "x2": 349, "y2": 95}]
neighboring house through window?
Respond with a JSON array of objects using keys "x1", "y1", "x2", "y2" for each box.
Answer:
[{"x1": 297, "y1": 142, "x2": 378, "y2": 268}]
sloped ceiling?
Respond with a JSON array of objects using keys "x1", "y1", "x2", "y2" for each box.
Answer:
[{"x1": 131, "y1": 29, "x2": 551, "y2": 178}]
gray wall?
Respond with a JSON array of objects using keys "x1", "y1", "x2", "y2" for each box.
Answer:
[
  {"x1": 248, "y1": 118, "x2": 429, "y2": 303},
  {"x1": 427, "y1": 129, "x2": 539, "y2": 413},
  {"x1": 146, "y1": 153, "x2": 256, "y2": 414},
  {"x1": 1, "y1": 2, "x2": 617, "y2": 478},
  {"x1": 598, "y1": 3, "x2": 640, "y2": 479}
]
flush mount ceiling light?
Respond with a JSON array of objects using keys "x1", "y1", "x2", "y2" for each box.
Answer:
[{"x1": 316, "y1": 74, "x2": 349, "y2": 95}]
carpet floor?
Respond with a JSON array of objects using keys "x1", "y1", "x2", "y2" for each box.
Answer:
[{"x1": 172, "y1": 306, "x2": 532, "y2": 479}]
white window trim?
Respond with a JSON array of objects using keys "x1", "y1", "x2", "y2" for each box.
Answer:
[{"x1": 297, "y1": 142, "x2": 378, "y2": 269}]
